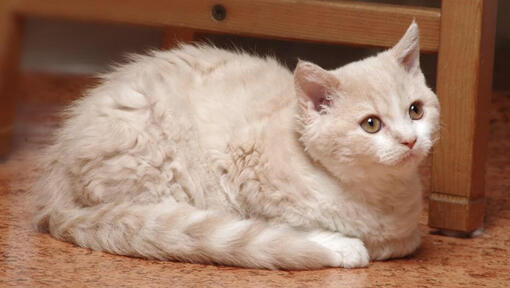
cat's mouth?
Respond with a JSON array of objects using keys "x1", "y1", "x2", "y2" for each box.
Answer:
[{"x1": 396, "y1": 150, "x2": 417, "y2": 166}]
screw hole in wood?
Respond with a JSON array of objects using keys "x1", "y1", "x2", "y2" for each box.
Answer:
[{"x1": 211, "y1": 4, "x2": 226, "y2": 21}]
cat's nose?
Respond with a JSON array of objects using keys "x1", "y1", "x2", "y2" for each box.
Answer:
[{"x1": 401, "y1": 138, "x2": 417, "y2": 149}]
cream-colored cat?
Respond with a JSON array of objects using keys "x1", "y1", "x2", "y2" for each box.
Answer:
[{"x1": 33, "y1": 22, "x2": 439, "y2": 270}]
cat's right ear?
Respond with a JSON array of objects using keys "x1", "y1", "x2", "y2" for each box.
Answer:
[
  {"x1": 392, "y1": 21, "x2": 420, "y2": 74},
  {"x1": 294, "y1": 60, "x2": 339, "y2": 113}
]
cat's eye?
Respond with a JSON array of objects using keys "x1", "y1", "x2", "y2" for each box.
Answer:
[
  {"x1": 360, "y1": 116, "x2": 382, "y2": 134},
  {"x1": 409, "y1": 101, "x2": 424, "y2": 120}
]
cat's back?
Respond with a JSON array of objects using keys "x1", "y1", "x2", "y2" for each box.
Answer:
[
  {"x1": 154, "y1": 44, "x2": 296, "y2": 123},
  {"x1": 61, "y1": 44, "x2": 295, "y2": 139},
  {"x1": 42, "y1": 45, "x2": 295, "y2": 207},
  {"x1": 81, "y1": 44, "x2": 295, "y2": 128}
]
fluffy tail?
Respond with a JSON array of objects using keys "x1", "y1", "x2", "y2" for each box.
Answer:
[{"x1": 37, "y1": 200, "x2": 341, "y2": 269}]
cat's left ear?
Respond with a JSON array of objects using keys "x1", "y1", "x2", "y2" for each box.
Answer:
[
  {"x1": 392, "y1": 21, "x2": 420, "y2": 74},
  {"x1": 294, "y1": 60, "x2": 339, "y2": 112}
]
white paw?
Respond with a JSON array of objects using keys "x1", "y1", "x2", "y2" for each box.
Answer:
[{"x1": 308, "y1": 231, "x2": 370, "y2": 268}]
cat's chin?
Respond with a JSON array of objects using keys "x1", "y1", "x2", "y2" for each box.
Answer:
[{"x1": 399, "y1": 151, "x2": 415, "y2": 163}]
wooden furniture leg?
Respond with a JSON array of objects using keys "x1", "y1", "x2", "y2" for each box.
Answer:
[
  {"x1": 429, "y1": 0, "x2": 497, "y2": 233},
  {"x1": 161, "y1": 27, "x2": 197, "y2": 50},
  {"x1": 0, "y1": 2, "x2": 22, "y2": 156}
]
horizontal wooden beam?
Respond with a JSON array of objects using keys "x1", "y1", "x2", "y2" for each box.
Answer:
[{"x1": 12, "y1": 0, "x2": 440, "y2": 52}]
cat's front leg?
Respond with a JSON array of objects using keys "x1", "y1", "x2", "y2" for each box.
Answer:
[
  {"x1": 367, "y1": 228, "x2": 421, "y2": 261},
  {"x1": 307, "y1": 231, "x2": 370, "y2": 268}
]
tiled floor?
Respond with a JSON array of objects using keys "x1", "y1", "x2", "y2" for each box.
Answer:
[{"x1": 1, "y1": 73, "x2": 509, "y2": 287}]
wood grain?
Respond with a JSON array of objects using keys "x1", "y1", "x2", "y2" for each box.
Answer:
[
  {"x1": 429, "y1": 193, "x2": 486, "y2": 233},
  {"x1": 429, "y1": 0, "x2": 498, "y2": 232},
  {"x1": 0, "y1": 1, "x2": 22, "y2": 156},
  {"x1": 12, "y1": 0, "x2": 441, "y2": 52}
]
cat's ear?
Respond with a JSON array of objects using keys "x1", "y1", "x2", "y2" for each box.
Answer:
[
  {"x1": 294, "y1": 60, "x2": 339, "y2": 112},
  {"x1": 392, "y1": 21, "x2": 420, "y2": 74}
]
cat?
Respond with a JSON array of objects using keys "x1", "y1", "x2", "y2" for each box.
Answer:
[{"x1": 32, "y1": 22, "x2": 440, "y2": 270}]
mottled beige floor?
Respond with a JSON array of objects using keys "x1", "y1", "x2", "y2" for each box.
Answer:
[{"x1": 1, "y1": 73, "x2": 509, "y2": 287}]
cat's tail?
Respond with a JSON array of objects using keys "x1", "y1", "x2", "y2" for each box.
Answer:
[{"x1": 36, "y1": 200, "x2": 350, "y2": 270}]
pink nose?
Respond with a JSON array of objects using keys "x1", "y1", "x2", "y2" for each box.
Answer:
[{"x1": 402, "y1": 139, "x2": 417, "y2": 149}]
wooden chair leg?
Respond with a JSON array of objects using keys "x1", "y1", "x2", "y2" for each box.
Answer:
[
  {"x1": 161, "y1": 27, "x2": 197, "y2": 50},
  {"x1": 0, "y1": 3, "x2": 22, "y2": 157},
  {"x1": 429, "y1": 0, "x2": 497, "y2": 233}
]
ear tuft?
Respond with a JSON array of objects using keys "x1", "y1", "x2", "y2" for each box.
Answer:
[
  {"x1": 294, "y1": 61, "x2": 339, "y2": 112},
  {"x1": 392, "y1": 21, "x2": 420, "y2": 74}
]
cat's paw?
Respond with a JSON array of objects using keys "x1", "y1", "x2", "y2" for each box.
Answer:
[
  {"x1": 369, "y1": 229, "x2": 422, "y2": 261},
  {"x1": 308, "y1": 232, "x2": 370, "y2": 268}
]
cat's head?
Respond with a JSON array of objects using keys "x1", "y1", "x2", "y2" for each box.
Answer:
[{"x1": 295, "y1": 22, "x2": 440, "y2": 181}]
